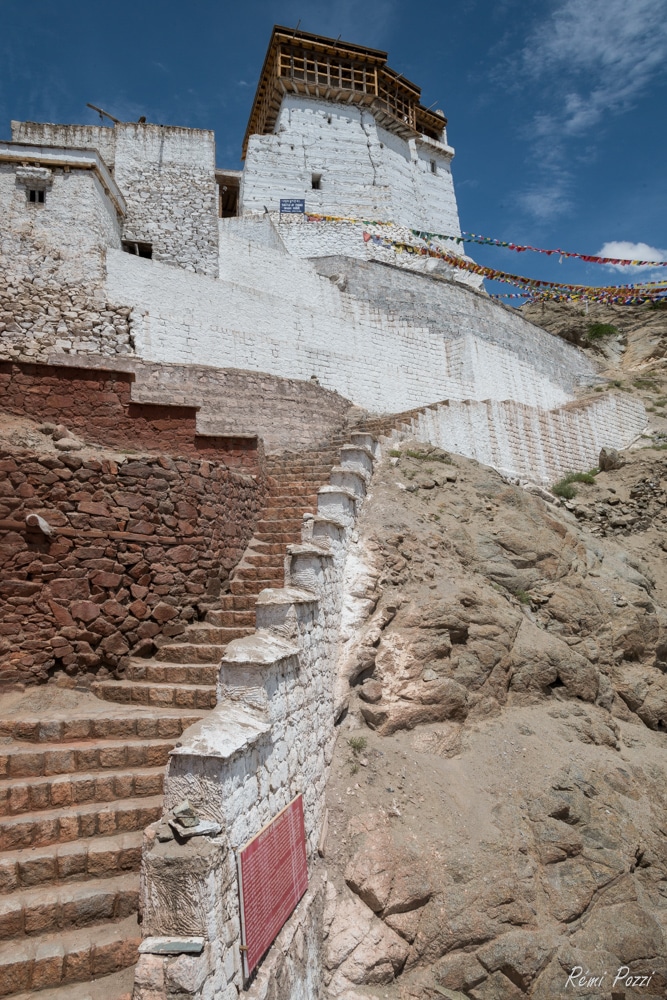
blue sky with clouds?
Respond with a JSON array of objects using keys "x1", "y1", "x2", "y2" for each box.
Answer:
[{"x1": 2, "y1": 0, "x2": 666, "y2": 295}]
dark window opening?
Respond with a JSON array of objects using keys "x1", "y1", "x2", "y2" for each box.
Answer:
[
  {"x1": 122, "y1": 240, "x2": 153, "y2": 259},
  {"x1": 28, "y1": 189, "x2": 45, "y2": 204},
  {"x1": 311, "y1": 172, "x2": 322, "y2": 190},
  {"x1": 430, "y1": 159, "x2": 437, "y2": 175},
  {"x1": 218, "y1": 177, "x2": 240, "y2": 218}
]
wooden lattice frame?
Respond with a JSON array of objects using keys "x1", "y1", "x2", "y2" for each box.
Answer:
[{"x1": 242, "y1": 26, "x2": 446, "y2": 158}]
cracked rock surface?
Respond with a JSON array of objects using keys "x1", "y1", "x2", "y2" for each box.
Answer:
[{"x1": 323, "y1": 439, "x2": 667, "y2": 999}]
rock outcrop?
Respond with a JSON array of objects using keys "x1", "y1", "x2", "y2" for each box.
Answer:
[{"x1": 324, "y1": 439, "x2": 667, "y2": 998}]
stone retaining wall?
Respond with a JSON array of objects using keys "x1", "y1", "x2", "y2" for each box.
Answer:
[
  {"x1": 0, "y1": 361, "x2": 264, "y2": 472},
  {"x1": 376, "y1": 393, "x2": 647, "y2": 486},
  {"x1": 0, "y1": 452, "x2": 264, "y2": 686}
]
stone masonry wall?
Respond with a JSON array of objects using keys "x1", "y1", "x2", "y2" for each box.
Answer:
[
  {"x1": 113, "y1": 124, "x2": 219, "y2": 276},
  {"x1": 134, "y1": 438, "x2": 377, "y2": 1000},
  {"x1": 128, "y1": 359, "x2": 354, "y2": 454},
  {"x1": 0, "y1": 159, "x2": 130, "y2": 361},
  {"x1": 370, "y1": 392, "x2": 647, "y2": 486},
  {"x1": 10, "y1": 119, "x2": 219, "y2": 277},
  {"x1": 274, "y1": 215, "x2": 482, "y2": 287},
  {"x1": 0, "y1": 448, "x2": 264, "y2": 686},
  {"x1": 0, "y1": 361, "x2": 263, "y2": 472}
]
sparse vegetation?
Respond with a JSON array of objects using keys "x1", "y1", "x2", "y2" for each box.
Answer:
[
  {"x1": 552, "y1": 469, "x2": 598, "y2": 499},
  {"x1": 514, "y1": 589, "x2": 532, "y2": 606},
  {"x1": 403, "y1": 448, "x2": 453, "y2": 464},
  {"x1": 587, "y1": 322, "x2": 618, "y2": 341},
  {"x1": 348, "y1": 736, "x2": 367, "y2": 754}
]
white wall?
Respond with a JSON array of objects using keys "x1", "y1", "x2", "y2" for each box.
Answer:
[
  {"x1": 114, "y1": 124, "x2": 219, "y2": 276},
  {"x1": 241, "y1": 96, "x2": 461, "y2": 235},
  {"x1": 393, "y1": 393, "x2": 647, "y2": 485},
  {"x1": 105, "y1": 231, "x2": 598, "y2": 415}
]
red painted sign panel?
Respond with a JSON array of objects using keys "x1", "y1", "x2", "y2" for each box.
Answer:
[{"x1": 237, "y1": 794, "x2": 308, "y2": 978}]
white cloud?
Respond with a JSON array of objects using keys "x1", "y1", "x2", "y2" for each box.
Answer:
[
  {"x1": 513, "y1": 0, "x2": 667, "y2": 220},
  {"x1": 524, "y1": 0, "x2": 667, "y2": 137},
  {"x1": 517, "y1": 184, "x2": 571, "y2": 221},
  {"x1": 597, "y1": 240, "x2": 667, "y2": 273}
]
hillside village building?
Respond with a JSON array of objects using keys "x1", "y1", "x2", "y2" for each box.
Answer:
[{"x1": 0, "y1": 26, "x2": 647, "y2": 1000}]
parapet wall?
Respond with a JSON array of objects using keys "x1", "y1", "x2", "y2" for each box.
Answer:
[
  {"x1": 134, "y1": 436, "x2": 378, "y2": 1000},
  {"x1": 105, "y1": 239, "x2": 598, "y2": 414},
  {"x1": 369, "y1": 391, "x2": 647, "y2": 486},
  {"x1": 0, "y1": 361, "x2": 264, "y2": 470}
]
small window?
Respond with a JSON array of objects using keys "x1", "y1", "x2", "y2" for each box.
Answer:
[
  {"x1": 122, "y1": 240, "x2": 153, "y2": 259},
  {"x1": 311, "y1": 172, "x2": 322, "y2": 190},
  {"x1": 430, "y1": 160, "x2": 437, "y2": 175},
  {"x1": 27, "y1": 189, "x2": 45, "y2": 204}
]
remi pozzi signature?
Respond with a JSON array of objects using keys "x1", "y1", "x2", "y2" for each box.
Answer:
[{"x1": 565, "y1": 966, "x2": 656, "y2": 990}]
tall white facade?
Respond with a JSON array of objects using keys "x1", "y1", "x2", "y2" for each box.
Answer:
[{"x1": 241, "y1": 95, "x2": 462, "y2": 235}]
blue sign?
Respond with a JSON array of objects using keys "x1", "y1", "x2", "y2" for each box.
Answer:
[{"x1": 279, "y1": 198, "x2": 306, "y2": 214}]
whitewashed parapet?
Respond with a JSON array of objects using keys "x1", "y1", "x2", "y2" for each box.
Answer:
[
  {"x1": 382, "y1": 392, "x2": 647, "y2": 486},
  {"x1": 134, "y1": 434, "x2": 377, "y2": 1000}
]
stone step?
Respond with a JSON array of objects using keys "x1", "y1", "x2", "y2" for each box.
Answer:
[
  {"x1": 0, "y1": 873, "x2": 138, "y2": 941},
  {"x1": 0, "y1": 713, "x2": 203, "y2": 745},
  {"x1": 92, "y1": 680, "x2": 215, "y2": 710},
  {"x1": 242, "y1": 552, "x2": 284, "y2": 568},
  {"x1": 9, "y1": 965, "x2": 135, "y2": 1000},
  {"x1": 231, "y1": 566, "x2": 284, "y2": 583},
  {"x1": 0, "y1": 832, "x2": 143, "y2": 895},
  {"x1": 152, "y1": 642, "x2": 222, "y2": 664},
  {"x1": 0, "y1": 738, "x2": 174, "y2": 781},
  {"x1": 0, "y1": 913, "x2": 139, "y2": 997},
  {"x1": 204, "y1": 608, "x2": 255, "y2": 627},
  {"x1": 217, "y1": 595, "x2": 257, "y2": 611},
  {"x1": 230, "y1": 578, "x2": 283, "y2": 596},
  {"x1": 265, "y1": 486, "x2": 319, "y2": 498},
  {"x1": 0, "y1": 795, "x2": 163, "y2": 852},
  {"x1": 260, "y1": 505, "x2": 310, "y2": 517},
  {"x1": 0, "y1": 767, "x2": 164, "y2": 819},
  {"x1": 256, "y1": 517, "x2": 304, "y2": 530},
  {"x1": 181, "y1": 624, "x2": 254, "y2": 644},
  {"x1": 125, "y1": 661, "x2": 219, "y2": 686},
  {"x1": 244, "y1": 538, "x2": 285, "y2": 559},
  {"x1": 253, "y1": 530, "x2": 302, "y2": 544}
]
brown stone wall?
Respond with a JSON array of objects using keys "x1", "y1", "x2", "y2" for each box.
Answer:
[
  {"x1": 0, "y1": 448, "x2": 264, "y2": 686},
  {"x1": 0, "y1": 362, "x2": 264, "y2": 473}
]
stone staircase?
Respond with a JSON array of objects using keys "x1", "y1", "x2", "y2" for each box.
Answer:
[{"x1": 0, "y1": 442, "x2": 343, "y2": 1000}]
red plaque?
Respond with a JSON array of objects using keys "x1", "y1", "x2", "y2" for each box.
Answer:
[{"x1": 237, "y1": 794, "x2": 308, "y2": 977}]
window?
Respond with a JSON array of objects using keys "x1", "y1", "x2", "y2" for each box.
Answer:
[
  {"x1": 27, "y1": 189, "x2": 45, "y2": 204},
  {"x1": 430, "y1": 160, "x2": 437, "y2": 175},
  {"x1": 122, "y1": 240, "x2": 153, "y2": 259},
  {"x1": 311, "y1": 172, "x2": 322, "y2": 190}
]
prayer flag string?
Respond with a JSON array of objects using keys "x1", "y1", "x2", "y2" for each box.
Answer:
[
  {"x1": 360, "y1": 230, "x2": 667, "y2": 304},
  {"x1": 305, "y1": 213, "x2": 667, "y2": 268}
]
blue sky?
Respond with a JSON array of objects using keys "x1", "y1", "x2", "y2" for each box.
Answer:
[{"x1": 2, "y1": 0, "x2": 666, "y2": 295}]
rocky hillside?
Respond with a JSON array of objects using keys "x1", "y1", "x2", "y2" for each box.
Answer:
[
  {"x1": 321, "y1": 435, "x2": 667, "y2": 999},
  {"x1": 521, "y1": 299, "x2": 667, "y2": 374}
]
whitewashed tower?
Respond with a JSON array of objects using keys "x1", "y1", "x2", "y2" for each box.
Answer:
[{"x1": 238, "y1": 26, "x2": 463, "y2": 236}]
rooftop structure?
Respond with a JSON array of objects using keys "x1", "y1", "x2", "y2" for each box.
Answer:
[{"x1": 242, "y1": 25, "x2": 447, "y2": 158}]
